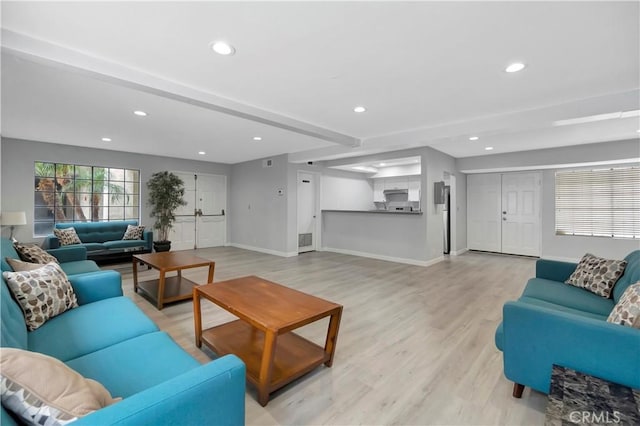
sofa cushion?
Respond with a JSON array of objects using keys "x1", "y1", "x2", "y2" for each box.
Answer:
[
  {"x1": 517, "y1": 296, "x2": 609, "y2": 321},
  {"x1": 566, "y1": 253, "x2": 627, "y2": 298},
  {"x1": 13, "y1": 243, "x2": 59, "y2": 265},
  {"x1": 522, "y1": 278, "x2": 615, "y2": 316},
  {"x1": 0, "y1": 281, "x2": 28, "y2": 350},
  {"x1": 59, "y1": 260, "x2": 101, "y2": 276},
  {"x1": 66, "y1": 332, "x2": 199, "y2": 398},
  {"x1": 3, "y1": 263, "x2": 78, "y2": 331},
  {"x1": 1, "y1": 239, "x2": 20, "y2": 272},
  {"x1": 54, "y1": 227, "x2": 82, "y2": 246},
  {"x1": 102, "y1": 240, "x2": 149, "y2": 250},
  {"x1": 56, "y1": 220, "x2": 139, "y2": 244},
  {"x1": 607, "y1": 282, "x2": 640, "y2": 328},
  {"x1": 0, "y1": 348, "x2": 119, "y2": 425},
  {"x1": 122, "y1": 225, "x2": 145, "y2": 240},
  {"x1": 81, "y1": 243, "x2": 107, "y2": 252},
  {"x1": 28, "y1": 297, "x2": 158, "y2": 362},
  {"x1": 613, "y1": 250, "x2": 640, "y2": 303}
]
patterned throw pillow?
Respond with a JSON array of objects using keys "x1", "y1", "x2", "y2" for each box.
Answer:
[
  {"x1": 13, "y1": 243, "x2": 59, "y2": 265},
  {"x1": 53, "y1": 227, "x2": 82, "y2": 246},
  {"x1": 565, "y1": 253, "x2": 627, "y2": 298},
  {"x1": 2, "y1": 263, "x2": 78, "y2": 331},
  {"x1": 5, "y1": 258, "x2": 45, "y2": 272},
  {"x1": 122, "y1": 224, "x2": 145, "y2": 240},
  {"x1": 1, "y1": 347, "x2": 120, "y2": 426},
  {"x1": 607, "y1": 282, "x2": 640, "y2": 328}
]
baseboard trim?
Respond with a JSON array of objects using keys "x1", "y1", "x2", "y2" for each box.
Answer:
[
  {"x1": 451, "y1": 248, "x2": 468, "y2": 256},
  {"x1": 322, "y1": 247, "x2": 443, "y2": 267},
  {"x1": 539, "y1": 255, "x2": 580, "y2": 263},
  {"x1": 228, "y1": 243, "x2": 298, "y2": 258}
]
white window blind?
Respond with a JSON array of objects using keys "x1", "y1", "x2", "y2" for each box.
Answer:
[{"x1": 555, "y1": 167, "x2": 640, "y2": 239}]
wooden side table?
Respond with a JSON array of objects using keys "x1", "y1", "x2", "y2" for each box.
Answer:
[{"x1": 133, "y1": 252, "x2": 214, "y2": 310}]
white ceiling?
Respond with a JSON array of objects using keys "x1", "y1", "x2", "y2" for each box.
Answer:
[{"x1": 1, "y1": 1, "x2": 639, "y2": 164}]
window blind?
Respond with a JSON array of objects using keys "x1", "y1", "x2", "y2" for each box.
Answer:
[{"x1": 555, "y1": 166, "x2": 640, "y2": 239}]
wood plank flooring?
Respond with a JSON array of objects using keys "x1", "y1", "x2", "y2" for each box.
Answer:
[{"x1": 109, "y1": 248, "x2": 547, "y2": 425}]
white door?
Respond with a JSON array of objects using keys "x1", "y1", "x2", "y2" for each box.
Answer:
[
  {"x1": 169, "y1": 172, "x2": 227, "y2": 250},
  {"x1": 195, "y1": 174, "x2": 227, "y2": 248},
  {"x1": 501, "y1": 172, "x2": 541, "y2": 256},
  {"x1": 467, "y1": 173, "x2": 502, "y2": 252},
  {"x1": 467, "y1": 172, "x2": 541, "y2": 256},
  {"x1": 297, "y1": 172, "x2": 317, "y2": 253}
]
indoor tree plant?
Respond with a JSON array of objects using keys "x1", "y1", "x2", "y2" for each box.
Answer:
[{"x1": 146, "y1": 171, "x2": 187, "y2": 252}]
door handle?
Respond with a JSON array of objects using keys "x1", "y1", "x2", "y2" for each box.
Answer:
[
  {"x1": 503, "y1": 217, "x2": 507, "y2": 221},
  {"x1": 502, "y1": 211, "x2": 507, "y2": 214}
]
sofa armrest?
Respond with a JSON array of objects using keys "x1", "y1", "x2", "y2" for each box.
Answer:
[
  {"x1": 535, "y1": 259, "x2": 577, "y2": 282},
  {"x1": 143, "y1": 229, "x2": 153, "y2": 251},
  {"x1": 45, "y1": 234, "x2": 60, "y2": 249},
  {"x1": 74, "y1": 355, "x2": 246, "y2": 426},
  {"x1": 69, "y1": 271, "x2": 123, "y2": 305},
  {"x1": 502, "y1": 301, "x2": 640, "y2": 393},
  {"x1": 47, "y1": 246, "x2": 87, "y2": 263}
]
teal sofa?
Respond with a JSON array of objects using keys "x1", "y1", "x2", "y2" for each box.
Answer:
[
  {"x1": 1, "y1": 238, "x2": 246, "y2": 425},
  {"x1": 44, "y1": 220, "x2": 153, "y2": 258},
  {"x1": 495, "y1": 250, "x2": 640, "y2": 397}
]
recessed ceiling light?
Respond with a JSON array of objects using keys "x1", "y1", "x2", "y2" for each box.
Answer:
[
  {"x1": 211, "y1": 41, "x2": 235, "y2": 56},
  {"x1": 133, "y1": 110, "x2": 147, "y2": 117},
  {"x1": 469, "y1": 136, "x2": 479, "y2": 141},
  {"x1": 353, "y1": 106, "x2": 367, "y2": 113},
  {"x1": 485, "y1": 146, "x2": 494, "y2": 151},
  {"x1": 198, "y1": 151, "x2": 206, "y2": 155},
  {"x1": 253, "y1": 136, "x2": 262, "y2": 141},
  {"x1": 379, "y1": 163, "x2": 386, "y2": 167},
  {"x1": 505, "y1": 62, "x2": 526, "y2": 73},
  {"x1": 101, "y1": 137, "x2": 111, "y2": 142}
]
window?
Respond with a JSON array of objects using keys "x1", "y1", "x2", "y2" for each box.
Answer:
[
  {"x1": 34, "y1": 162, "x2": 140, "y2": 236},
  {"x1": 555, "y1": 166, "x2": 640, "y2": 239}
]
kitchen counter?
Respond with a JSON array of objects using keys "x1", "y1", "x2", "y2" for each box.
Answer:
[{"x1": 321, "y1": 209, "x2": 423, "y2": 215}]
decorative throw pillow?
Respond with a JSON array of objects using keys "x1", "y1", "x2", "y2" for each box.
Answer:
[
  {"x1": 565, "y1": 253, "x2": 627, "y2": 298},
  {"x1": 13, "y1": 243, "x2": 59, "y2": 265},
  {"x1": 5, "y1": 257, "x2": 45, "y2": 272},
  {"x1": 122, "y1": 224, "x2": 145, "y2": 240},
  {"x1": 2, "y1": 263, "x2": 78, "y2": 331},
  {"x1": 0, "y1": 347, "x2": 120, "y2": 426},
  {"x1": 53, "y1": 227, "x2": 82, "y2": 246},
  {"x1": 607, "y1": 282, "x2": 640, "y2": 328}
]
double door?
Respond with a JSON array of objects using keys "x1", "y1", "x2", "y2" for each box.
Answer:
[
  {"x1": 169, "y1": 172, "x2": 227, "y2": 251},
  {"x1": 467, "y1": 172, "x2": 541, "y2": 256}
]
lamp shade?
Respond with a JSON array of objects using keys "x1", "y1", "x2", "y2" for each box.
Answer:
[{"x1": 1, "y1": 211, "x2": 27, "y2": 226}]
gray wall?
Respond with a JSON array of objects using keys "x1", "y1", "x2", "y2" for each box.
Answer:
[
  {"x1": 229, "y1": 154, "x2": 291, "y2": 255},
  {"x1": 458, "y1": 139, "x2": 640, "y2": 261},
  {"x1": 1, "y1": 138, "x2": 230, "y2": 243}
]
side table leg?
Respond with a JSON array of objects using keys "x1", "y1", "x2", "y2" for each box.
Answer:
[
  {"x1": 324, "y1": 307, "x2": 343, "y2": 367},
  {"x1": 193, "y1": 289, "x2": 202, "y2": 348},
  {"x1": 157, "y1": 271, "x2": 166, "y2": 310},
  {"x1": 258, "y1": 330, "x2": 277, "y2": 406},
  {"x1": 207, "y1": 262, "x2": 215, "y2": 283},
  {"x1": 132, "y1": 259, "x2": 139, "y2": 292}
]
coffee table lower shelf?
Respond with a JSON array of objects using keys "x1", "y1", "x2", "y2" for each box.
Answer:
[
  {"x1": 136, "y1": 276, "x2": 197, "y2": 306},
  {"x1": 201, "y1": 319, "x2": 328, "y2": 392}
]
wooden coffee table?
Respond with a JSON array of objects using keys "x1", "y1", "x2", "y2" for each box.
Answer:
[
  {"x1": 193, "y1": 275, "x2": 343, "y2": 406},
  {"x1": 133, "y1": 252, "x2": 214, "y2": 310}
]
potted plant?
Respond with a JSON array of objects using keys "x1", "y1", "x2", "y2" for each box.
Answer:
[{"x1": 146, "y1": 171, "x2": 187, "y2": 252}]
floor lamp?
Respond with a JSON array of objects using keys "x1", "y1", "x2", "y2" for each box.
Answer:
[{"x1": 1, "y1": 211, "x2": 27, "y2": 242}]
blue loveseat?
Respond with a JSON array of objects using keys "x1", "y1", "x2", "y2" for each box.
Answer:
[
  {"x1": 44, "y1": 220, "x2": 153, "y2": 258},
  {"x1": 1, "y1": 238, "x2": 246, "y2": 425},
  {"x1": 495, "y1": 250, "x2": 640, "y2": 397}
]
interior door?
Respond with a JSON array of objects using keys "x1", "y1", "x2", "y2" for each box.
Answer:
[
  {"x1": 170, "y1": 172, "x2": 196, "y2": 251},
  {"x1": 467, "y1": 173, "x2": 502, "y2": 252},
  {"x1": 297, "y1": 172, "x2": 317, "y2": 253},
  {"x1": 195, "y1": 174, "x2": 227, "y2": 248},
  {"x1": 501, "y1": 172, "x2": 541, "y2": 256}
]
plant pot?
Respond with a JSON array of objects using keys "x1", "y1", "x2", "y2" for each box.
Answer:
[{"x1": 153, "y1": 241, "x2": 171, "y2": 252}]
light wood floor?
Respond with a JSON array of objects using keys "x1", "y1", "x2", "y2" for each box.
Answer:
[{"x1": 108, "y1": 248, "x2": 547, "y2": 425}]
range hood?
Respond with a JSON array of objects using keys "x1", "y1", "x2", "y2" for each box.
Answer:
[{"x1": 383, "y1": 189, "x2": 408, "y2": 195}]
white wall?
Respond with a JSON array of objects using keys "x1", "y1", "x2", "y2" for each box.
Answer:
[
  {"x1": 458, "y1": 139, "x2": 640, "y2": 261},
  {"x1": 1, "y1": 138, "x2": 230, "y2": 243},
  {"x1": 370, "y1": 163, "x2": 421, "y2": 178},
  {"x1": 229, "y1": 154, "x2": 292, "y2": 256},
  {"x1": 321, "y1": 169, "x2": 374, "y2": 210}
]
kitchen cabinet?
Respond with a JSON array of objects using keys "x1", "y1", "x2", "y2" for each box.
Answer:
[
  {"x1": 373, "y1": 180, "x2": 385, "y2": 202},
  {"x1": 408, "y1": 177, "x2": 421, "y2": 202},
  {"x1": 384, "y1": 177, "x2": 409, "y2": 190}
]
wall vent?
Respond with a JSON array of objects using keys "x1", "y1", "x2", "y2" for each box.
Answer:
[
  {"x1": 262, "y1": 159, "x2": 273, "y2": 168},
  {"x1": 298, "y1": 233, "x2": 312, "y2": 247}
]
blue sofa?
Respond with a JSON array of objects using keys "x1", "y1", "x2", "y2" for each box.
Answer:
[
  {"x1": 1, "y1": 238, "x2": 246, "y2": 425},
  {"x1": 495, "y1": 250, "x2": 640, "y2": 397},
  {"x1": 45, "y1": 220, "x2": 153, "y2": 255}
]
